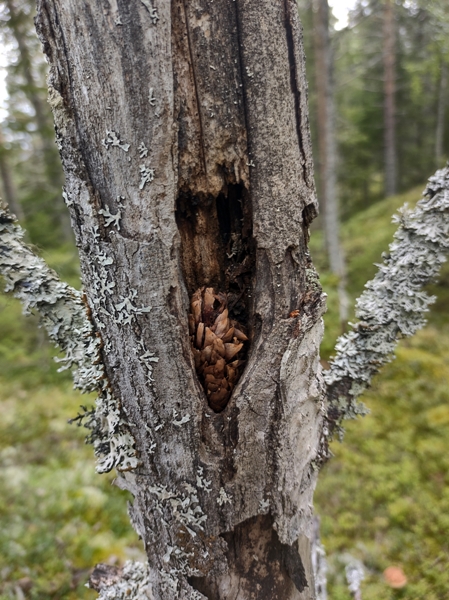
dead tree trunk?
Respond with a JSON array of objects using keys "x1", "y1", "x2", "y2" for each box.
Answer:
[
  {"x1": 35, "y1": 1, "x2": 324, "y2": 598},
  {"x1": 435, "y1": 59, "x2": 447, "y2": 167},
  {"x1": 0, "y1": 129, "x2": 24, "y2": 222},
  {"x1": 5, "y1": 0, "x2": 72, "y2": 239},
  {"x1": 383, "y1": 0, "x2": 397, "y2": 197},
  {"x1": 312, "y1": 0, "x2": 348, "y2": 325},
  {"x1": 3, "y1": 4, "x2": 448, "y2": 595}
]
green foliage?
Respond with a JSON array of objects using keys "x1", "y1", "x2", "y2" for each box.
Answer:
[
  {"x1": 317, "y1": 328, "x2": 449, "y2": 599},
  {"x1": 0, "y1": 0, "x2": 69, "y2": 250},
  {"x1": 314, "y1": 185, "x2": 449, "y2": 598},
  {"x1": 0, "y1": 246, "x2": 143, "y2": 599},
  {"x1": 0, "y1": 379, "x2": 144, "y2": 599},
  {"x1": 300, "y1": 0, "x2": 449, "y2": 218}
]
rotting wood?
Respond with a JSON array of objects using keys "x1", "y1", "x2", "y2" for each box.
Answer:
[{"x1": 32, "y1": 0, "x2": 322, "y2": 597}]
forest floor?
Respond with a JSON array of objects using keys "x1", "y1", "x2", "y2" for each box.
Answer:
[
  {"x1": 1, "y1": 184, "x2": 448, "y2": 599},
  {"x1": 311, "y1": 186, "x2": 449, "y2": 599}
]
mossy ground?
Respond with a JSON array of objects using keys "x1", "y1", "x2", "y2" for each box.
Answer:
[
  {"x1": 0, "y1": 249, "x2": 144, "y2": 599},
  {"x1": 312, "y1": 185, "x2": 449, "y2": 598},
  {"x1": 1, "y1": 185, "x2": 448, "y2": 598}
]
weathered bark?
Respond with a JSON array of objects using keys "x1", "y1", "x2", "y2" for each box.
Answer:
[
  {"x1": 35, "y1": 1, "x2": 324, "y2": 598},
  {"x1": 312, "y1": 0, "x2": 348, "y2": 324},
  {"x1": 383, "y1": 0, "x2": 397, "y2": 197}
]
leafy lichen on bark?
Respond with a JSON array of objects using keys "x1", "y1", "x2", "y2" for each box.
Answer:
[
  {"x1": 88, "y1": 561, "x2": 156, "y2": 600},
  {"x1": 322, "y1": 166, "x2": 449, "y2": 454},
  {"x1": 0, "y1": 207, "x2": 138, "y2": 473}
]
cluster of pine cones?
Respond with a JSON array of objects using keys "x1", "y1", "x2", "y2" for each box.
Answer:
[{"x1": 189, "y1": 287, "x2": 248, "y2": 412}]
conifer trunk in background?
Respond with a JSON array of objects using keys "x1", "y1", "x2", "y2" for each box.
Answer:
[
  {"x1": 0, "y1": 129, "x2": 24, "y2": 222},
  {"x1": 35, "y1": 1, "x2": 326, "y2": 598},
  {"x1": 312, "y1": 0, "x2": 348, "y2": 324},
  {"x1": 6, "y1": 0, "x2": 52, "y2": 152},
  {"x1": 435, "y1": 60, "x2": 447, "y2": 167},
  {"x1": 383, "y1": 0, "x2": 397, "y2": 197},
  {"x1": 5, "y1": 0, "x2": 71, "y2": 238}
]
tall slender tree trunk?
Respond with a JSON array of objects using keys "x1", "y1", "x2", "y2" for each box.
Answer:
[
  {"x1": 383, "y1": 0, "x2": 397, "y2": 197},
  {"x1": 435, "y1": 59, "x2": 447, "y2": 167},
  {"x1": 0, "y1": 129, "x2": 24, "y2": 222},
  {"x1": 5, "y1": 0, "x2": 51, "y2": 149},
  {"x1": 312, "y1": 0, "x2": 348, "y2": 324},
  {"x1": 35, "y1": 1, "x2": 325, "y2": 598},
  {"x1": 5, "y1": 0, "x2": 72, "y2": 239}
]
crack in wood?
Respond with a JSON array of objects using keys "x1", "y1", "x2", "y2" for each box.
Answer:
[
  {"x1": 283, "y1": 0, "x2": 309, "y2": 187},
  {"x1": 181, "y1": 0, "x2": 208, "y2": 180}
]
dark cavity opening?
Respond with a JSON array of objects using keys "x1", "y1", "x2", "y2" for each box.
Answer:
[
  {"x1": 175, "y1": 183, "x2": 253, "y2": 327},
  {"x1": 176, "y1": 183, "x2": 254, "y2": 412}
]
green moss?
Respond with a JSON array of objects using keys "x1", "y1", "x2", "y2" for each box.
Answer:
[
  {"x1": 316, "y1": 327, "x2": 449, "y2": 598},
  {"x1": 0, "y1": 249, "x2": 141, "y2": 598},
  {"x1": 314, "y1": 184, "x2": 449, "y2": 598},
  {"x1": 0, "y1": 380, "x2": 143, "y2": 599}
]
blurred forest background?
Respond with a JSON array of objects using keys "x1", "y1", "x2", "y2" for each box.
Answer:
[{"x1": 0, "y1": 0, "x2": 448, "y2": 598}]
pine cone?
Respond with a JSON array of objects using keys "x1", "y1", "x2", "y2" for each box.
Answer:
[{"x1": 189, "y1": 287, "x2": 248, "y2": 412}]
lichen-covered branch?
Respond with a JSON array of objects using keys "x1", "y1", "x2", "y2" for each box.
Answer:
[
  {"x1": 0, "y1": 207, "x2": 137, "y2": 473},
  {"x1": 322, "y1": 166, "x2": 449, "y2": 452},
  {"x1": 88, "y1": 562, "x2": 152, "y2": 599}
]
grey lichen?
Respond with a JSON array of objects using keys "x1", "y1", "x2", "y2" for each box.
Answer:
[
  {"x1": 216, "y1": 487, "x2": 232, "y2": 506},
  {"x1": 172, "y1": 410, "x2": 191, "y2": 427},
  {"x1": 311, "y1": 518, "x2": 328, "y2": 600},
  {"x1": 148, "y1": 483, "x2": 208, "y2": 533},
  {"x1": 148, "y1": 87, "x2": 156, "y2": 106},
  {"x1": 135, "y1": 339, "x2": 159, "y2": 383},
  {"x1": 138, "y1": 142, "x2": 149, "y2": 158},
  {"x1": 323, "y1": 166, "x2": 449, "y2": 446},
  {"x1": 196, "y1": 466, "x2": 212, "y2": 493},
  {"x1": 114, "y1": 289, "x2": 152, "y2": 325},
  {"x1": 91, "y1": 561, "x2": 152, "y2": 599},
  {"x1": 345, "y1": 559, "x2": 365, "y2": 600},
  {"x1": 140, "y1": 0, "x2": 159, "y2": 24},
  {"x1": 139, "y1": 164, "x2": 155, "y2": 189},
  {"x1": 102, "y1": 130, "x2": 130, "y2": 152},
  {"x1": 0, "y1": 207, "x2": 138, "y2": 473},
  {"x1": 99, "y1": 196, "x2": 123, "y2": 230}
]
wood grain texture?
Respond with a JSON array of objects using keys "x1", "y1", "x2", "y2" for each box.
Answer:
[{"x1": 35, "y1": 1, "x2": 325, "y2": 597}]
